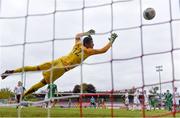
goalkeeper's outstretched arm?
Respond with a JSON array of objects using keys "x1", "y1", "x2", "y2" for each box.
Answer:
[
  {"x1": 84, "y1": 33, "x2": 118, "y2": 55},
  {"x1": 84, "y1": 42, "x2": 111, "y2": 55}
]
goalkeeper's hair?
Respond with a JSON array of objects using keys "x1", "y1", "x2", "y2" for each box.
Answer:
[{"x1": 83, "y1": 35, "x2": 93, "y2": 46}]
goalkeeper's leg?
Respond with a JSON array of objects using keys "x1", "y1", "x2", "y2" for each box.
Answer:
[
  {"x1": 14, "y1": 62, "x2": 52, "y2": 72},
  {"x1": 1, "y1": 62, "x2": 52, "y2": 80},
  {"x1": 24, "y1": 62, "x2": 66, "y2": 96},
  {"x1": 23, "y1": 79, "x2": 47, "y2": 96}
]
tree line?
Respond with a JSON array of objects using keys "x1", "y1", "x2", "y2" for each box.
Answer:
[{"x1": 0, "y1": 83, "x2": 96, "y2": 99}]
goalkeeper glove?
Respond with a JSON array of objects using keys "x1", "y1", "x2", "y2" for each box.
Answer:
[
  {"x1": 109, "y1": 33, "x2": 118, "y2": 44},
  {"x1": 84, "y1": 29, "x2": 95, "y2": 36}
]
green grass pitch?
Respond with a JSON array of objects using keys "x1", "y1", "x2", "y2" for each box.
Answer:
[{"x1": 0, "y1": 107, "x2": 179, "y2": 117}]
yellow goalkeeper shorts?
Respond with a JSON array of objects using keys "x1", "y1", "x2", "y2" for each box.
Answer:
[{"x1": 42, "y1": 60, "x2": 66, "y2": 84}]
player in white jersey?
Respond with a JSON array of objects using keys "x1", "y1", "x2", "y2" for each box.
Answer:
[
  {"x1": 144, "y1": 90, "x2": 150, "y2": 110},
  {"x1": 14, "y1": 81, "x2": 25, "y2": 108},
  {"x1": 124, "y1": 89, "x2": 129, "y2": 110},
  {"x1": 133, "y1": 89, "x2": 140, "y2": 110},
  {"x1": 173, "y1": 87, "x2": 180, "y2": 109}
]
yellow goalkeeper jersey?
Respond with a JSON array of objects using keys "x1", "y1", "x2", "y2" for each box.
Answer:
[{"x1": 60, "y1": 42, "x2": 90, "y2": 70}]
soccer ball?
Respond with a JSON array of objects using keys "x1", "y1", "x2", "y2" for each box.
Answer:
[{"x1": 143, "y1": 8, "x2": 156, "y2": 20}]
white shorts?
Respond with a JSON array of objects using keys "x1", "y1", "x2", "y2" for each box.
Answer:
[
  {"x1": 125, "y1": 99, "x2": 129, "y2": 105},
  {"x1": 134, "y1": 98, "x2": 140, "y2": 104},
  {"x1": 173, "y1": 98, "x2": 180, "y2": 105}
]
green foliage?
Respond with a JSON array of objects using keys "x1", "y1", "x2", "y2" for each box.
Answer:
[
  {"x1": 0, "y1": 88, "x2": 14, "y2": 99},
  {"x1": 73, "y1": 85, "x2": 80, "y2": 93},
  {"x1": 82, "y1": 83, "x2": 88, "y2": 93},
  {"x1": 73, "y1": 83, "x2": 96, "y2": 93},
  {"x1": 87, "y1": 84, "x2": 96, "y2": 93}
]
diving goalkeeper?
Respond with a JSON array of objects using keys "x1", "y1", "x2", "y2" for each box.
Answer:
[{"x1": 1, "y1": 29, "x2": 118, "y2": 96}]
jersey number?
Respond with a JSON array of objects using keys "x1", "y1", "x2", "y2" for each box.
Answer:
[{"x1": 72, "y1": 47, "x2": 82, "y2": 57}]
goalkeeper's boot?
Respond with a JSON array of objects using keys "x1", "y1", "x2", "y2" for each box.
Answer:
[{"x1": 1, "y1": 70, "x2": 14, "y2": 80}]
